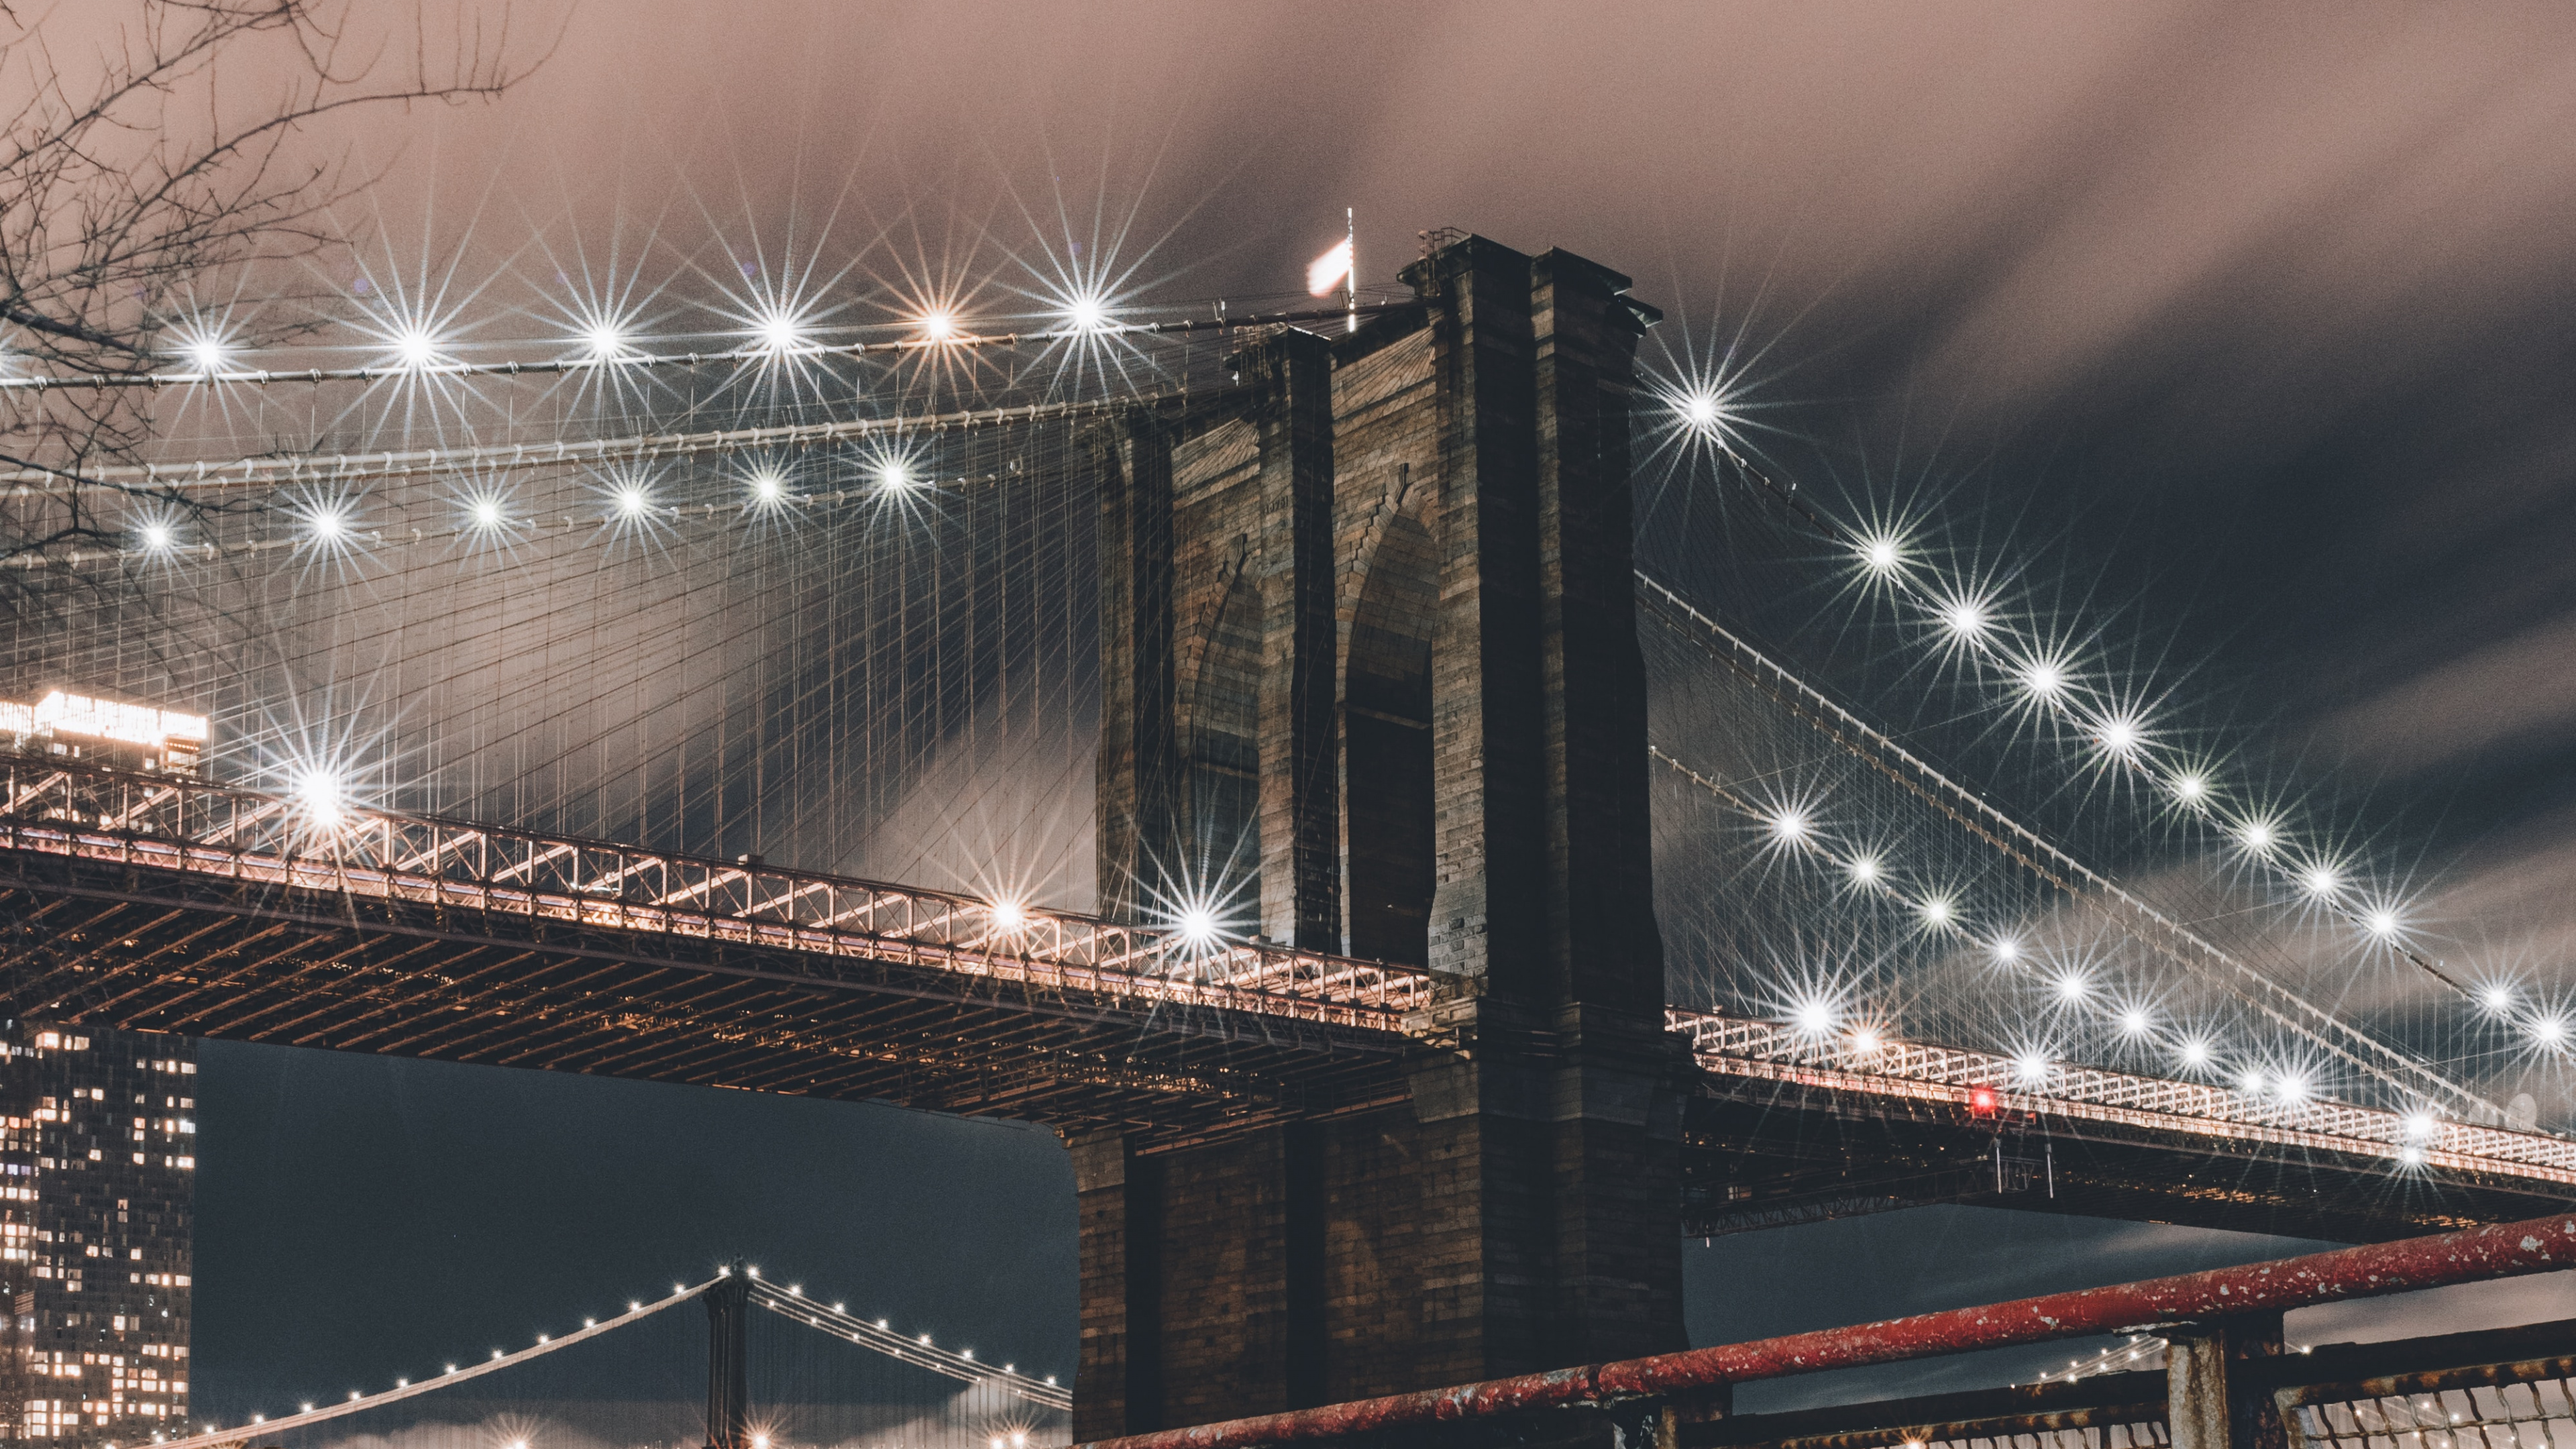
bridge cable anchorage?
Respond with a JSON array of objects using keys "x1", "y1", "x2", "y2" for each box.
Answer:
[
  {"x1": 0, "y1": 301, "x2": 1419, "y2": 395},
  {"x1": 142, "y1": 1276, "x2": 721, "y2": 1449},
  {"x1": 1635, "y1": 572, "x2": 2500, "y2": 1121},
  {"x1": 747, "y1": 1279, "x2": 1071, "y2": 1411},
  {"x1": 1703, "y1": 445, "x2": 2491, "y2": 1018}
]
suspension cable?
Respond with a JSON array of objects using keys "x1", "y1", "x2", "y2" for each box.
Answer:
[
  {"x1": 1638, "y1": 572, "x2": 2496, "y2": 1120},
  {"x1": 0, "y1": 303, "x2": 1417, "y2": 394},
  {"x1": 145, "y1": 1277, "x2": 720, "y2": 1449},
  {"x1": 748, "y1": 1281, "x2": 1070, "y2": 1411}
]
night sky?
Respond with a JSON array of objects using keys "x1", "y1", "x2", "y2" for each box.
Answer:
[{"x1": 172, "y1": 0, "x2": 2576, "y2": 1419}]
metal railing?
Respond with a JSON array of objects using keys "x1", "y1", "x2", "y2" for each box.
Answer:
[
  {"x1": 1074, "y1": 1212, "x2": 2576, "y2": 1449},
  {"x1": 0, "y1": 755, "x2": 1438, "y2": 1032},
  {"x1": 1670, "y1": 1009, "x2": 2576, "y2": 1185},
  {"x1": 2288, "y1": 1364, "x2": 2576, "y2": 1449}
]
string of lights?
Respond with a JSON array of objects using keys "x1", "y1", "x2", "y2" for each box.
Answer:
[
  {"x1": 0, "y1": 302, "x2": 1415, "y2": 394},
  {"x1": 1664, "y1": 410, "x2": 2563, "y2": 1060},
  {"x1": 1650, "y1": 740, "x2": 2528, "y2": 1128},
  {"x1": 129, "y1": 1266, "x2": 1069, "y2": 1449},
  {"x1": 144, "y1": 1278, "x2": 718, "y2": 1449},
  {"x1": 2017, "y1": 1333, "x2": 2321, "y2": 1388},
  {"x1": 1, "y1": 390, "x2": 1170, "y2": 494},
  {"x1": 1638, "y1": 577, "x2": 2500, "y2": 1114},
  {"x1": 7, "y1": 472, "x2": 1060, "y2": 570},
  {"x1": 3, "y1": 398, "x2": 1114, "y2": 930},
  {"x1": 745, "y1": 1277, "x2": 1069, "y2": 1410},
  {"x1": 2025, "y1": 1336, "x2": 2171, "y2": 1387}
]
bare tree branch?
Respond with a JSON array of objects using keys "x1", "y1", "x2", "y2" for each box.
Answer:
[{"x1": 0, "y1": 0, "x2": 547, "y2": 575}]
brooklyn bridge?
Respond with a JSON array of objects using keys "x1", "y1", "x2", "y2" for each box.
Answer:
[{"x1": 1, "y1": 233, "x2": 2570, "y2": 1449}]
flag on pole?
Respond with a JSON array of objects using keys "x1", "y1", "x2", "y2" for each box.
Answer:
[{"x1": 1306, "y1": 237, "x2": 1354, "y2": 297}]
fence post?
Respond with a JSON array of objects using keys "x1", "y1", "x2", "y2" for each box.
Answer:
[
  {"x1": 706, "y1": 1266, "x2": 751, "y2": 1449},
  {"x1": 2167, "y1": 1311, "x2": 2286, "y2": 1449}
]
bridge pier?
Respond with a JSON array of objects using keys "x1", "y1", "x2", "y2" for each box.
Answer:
[{"x1": 1078, "y1": 235, "x2": 1688, "y2": 1440}]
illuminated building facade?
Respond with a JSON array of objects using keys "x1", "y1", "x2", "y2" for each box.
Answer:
[
  {"x1": 0, "y1": 1026, "x2": 197, "y2": 1444},
  {"x1": 0, "y1": 694, "x2": 206, "y2": 779}
]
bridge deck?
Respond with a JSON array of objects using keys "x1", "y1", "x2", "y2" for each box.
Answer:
[{"x1": 3, "y1": 755, "x2": 2569, "y2": 1228}]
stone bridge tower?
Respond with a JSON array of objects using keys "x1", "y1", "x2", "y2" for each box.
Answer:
[{"x1": 1076, "y1": 235, "x2": 1688, "y2": 1438}]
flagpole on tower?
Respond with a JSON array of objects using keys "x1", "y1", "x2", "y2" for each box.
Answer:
[
  {"x1": 1345, "y1": 207, "x2": 1358, "y2": 333},
  {"x1": 1306, "y1": 219, "x2": 1356, "y2": 319}
]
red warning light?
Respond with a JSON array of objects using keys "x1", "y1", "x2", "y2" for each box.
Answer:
[{"x1": 1969, "y1": 1085, "x2": 2000, "y2": 1116}]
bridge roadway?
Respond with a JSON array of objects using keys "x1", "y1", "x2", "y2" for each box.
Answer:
[{"x1": 1, "y1": 754, "x2": 2569, "y2": 1240}]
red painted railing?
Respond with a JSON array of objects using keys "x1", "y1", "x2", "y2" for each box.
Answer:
[{"x1": 1077, "y1": 1209, "x2": 2576, "y2": 1449}]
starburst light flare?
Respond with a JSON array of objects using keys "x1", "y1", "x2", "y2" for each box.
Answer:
[
  {"x1": 1937, "y1": 592, "x2": 1991, "y2": 640},
  {"x1": 1788, "y1": 994, "x2": 1837, "y2": 1036},
  {"x1": 176, "y1": 330, "x2": 228, "y2": 376},
  {"x1": 578, "y1": 319, "x2": 629, "y2": 360},
  {"x1": 393, "y1": 326, "x2": 441, "y2": 370},
  {"x1": 291, "y1": 767, "x2": 347, "y2": 828},
  {"x1": 755, "y1": 308, "x2": 806, "y2": 354},
  {"x1": 2019, "y1": 657, "x2": 2068, "y2": 700},
  {"x1": 1063, "y1": 294, "x2": 1111, "y2": 334},
  {"x1": 2092, "y1": 713, "x2": 2143, "y2": 758}
]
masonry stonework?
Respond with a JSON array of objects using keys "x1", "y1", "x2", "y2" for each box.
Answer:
[{"x1": 1077, "y1": 236, "x2": 1688, "y2": 1440}]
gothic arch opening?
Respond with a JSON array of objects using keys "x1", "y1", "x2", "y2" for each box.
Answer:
[
  {"x1": 1342, "y1": 507, "x2": 1437, "y2": 965},
  {"x1": 1181, "y1": 562, "x2": 1262, "y2": 924}
]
